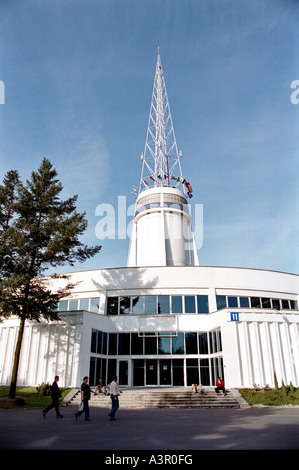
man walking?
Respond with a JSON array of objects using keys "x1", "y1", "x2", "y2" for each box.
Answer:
[
  {"x1": 42, "y1": 375, "x2": 63, "y2": 418},
  {"x1": 75, "y1": 376, "x2": 95, "y2": 421},
  {"x1": 108, "y1": 376, "x2": 120, "y2": 421}
]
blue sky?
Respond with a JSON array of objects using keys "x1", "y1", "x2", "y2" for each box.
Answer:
[{"x1": 0, "y1": 0, "x2": 298, "y2": 274}]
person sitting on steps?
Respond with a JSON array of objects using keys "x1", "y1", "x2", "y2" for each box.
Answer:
[{"x1": 215, "y1": 377, "x2": 227, "y2": 395}]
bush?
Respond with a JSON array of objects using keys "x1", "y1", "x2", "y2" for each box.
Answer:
[
  {"x1": 239, "y1": 383, "x2": 299, "y2": 406},
  {"x1": 15, "y1": 398, "x2": 26, "y2": 406},
  {"x1": 36, "y1": 382, "x2": 52, "y2": 396}
]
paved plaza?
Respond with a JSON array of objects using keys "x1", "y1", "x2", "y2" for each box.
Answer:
[{"x1": 0, "y1": 404, "x2": 298, "y2": 454}]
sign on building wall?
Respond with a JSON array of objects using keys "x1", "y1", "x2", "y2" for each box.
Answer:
[{"x1": 230, "y1": 312, "x2": 239, "y2": 321}]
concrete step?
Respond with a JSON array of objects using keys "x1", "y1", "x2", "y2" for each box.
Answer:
[{"x1": 68, "y1": 388, "x2": 240, "y2": 409}]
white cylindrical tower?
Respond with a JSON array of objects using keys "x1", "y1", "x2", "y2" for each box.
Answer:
[{"x1": 127, "y1": 187, "x2": 198, "y2": 267}]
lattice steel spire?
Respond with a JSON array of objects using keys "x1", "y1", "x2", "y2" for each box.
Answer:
[{"x1": 136, "y1": 47, "x2": 190, "y2": 197}]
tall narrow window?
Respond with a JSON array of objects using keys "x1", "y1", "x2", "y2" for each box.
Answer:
[
  {"x1": 228, "y1": 297, "x2": 238, "y2": 308},
  {"x1": 118, "y1": 333, "x2": 130, "y2": 355},
  {"x1": 250, "y1": 297, "x2": 261, "y2": 308},
  {"x1": 157, "y1": 295, "x2": 170, "y2": 314},
  {"x1": 90, "y1": 298, "x2": 100, "y2": 313},
  {"x1": 198, "y1": 332, "x2": 208, "y2": 354},
  {"x1": 107, "y1": 297, "x2": 118, "y2": 315},
  {"x1": 119, "y1": 297, "x2": 131, "y2": 314},
  {"x1": 131, "y1": 333, "x2": 143, "y2": 354},
  {"x1": 69, "y1": 299, "x2": 78, "y2": 310},
  {"x1": 145, "y1": 296, "x2": 157, "y2": 314},
  {"x1": 171, "y1": 296, "x2": 182, "y2": 313},
  {"x1": 185, "y1": 296, "x2": 196, "y2": 313},
  {"x1": 216, "y1": 296, "x2": 226, "y2": 310},
  {"x1": 158, "y1": 334, "x2": 171, "y2": 354},
  {"x1": 132, "y1": 296, "x2": 144, "y2": 314},
  {"x1": 172, "y1": 333, "x2": 185, "y2": 354},
  {"x1": 240, "y1": 297, "x2": 249, "y2": 308},
  {"x1": 197, "y1": 295, "x2": 209, "y2": 313},
  {"x1": 80, "y1": 298, "x2": 89, "y2": 310},
  {"x1": 59, "y1": 300, "x2": 68, "y2": 311},
  {"x1": 185, "y1": 332, "x2": 198, "y2": 354},
  {"x1": 108, "y1": 333, "x2": 117, "y2": 355}
]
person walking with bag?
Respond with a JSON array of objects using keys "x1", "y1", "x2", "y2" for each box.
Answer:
[
  {"x1": 42, "y1": 375, "x2": 63, "y2": 418},
  {"x1": 108, "y1": 376, "x2": 120, "y2": 421},
  {"x1": 75, "y1": 376, "x2": 95, "y2": 421}
]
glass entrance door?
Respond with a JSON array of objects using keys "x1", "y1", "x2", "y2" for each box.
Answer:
[
  {"x1": 160, "y1": 360, "x2": 171, "y2": 385},
  {"x1": 146, "y1": 360, "x2": 158, "y2": 385},
  {"x1": 118, "y1": 360, "x2": 128, "y2": 386}
]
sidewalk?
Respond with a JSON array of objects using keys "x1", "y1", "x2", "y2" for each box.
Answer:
[{"x1": 0, "y1": 403, "x2": 299, "y2": 451}]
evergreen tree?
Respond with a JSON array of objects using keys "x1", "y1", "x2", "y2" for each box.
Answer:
[{"x1": 0, "y1": 158, "x2": 101, "y2": 398}]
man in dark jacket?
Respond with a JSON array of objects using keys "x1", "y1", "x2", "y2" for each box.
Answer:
[
  {"x1": 42, "y1": 376, "x2": 63, "y2": 418},
  {"x1": 75, "y1": 376, "x2": 95, "y2": 421}
]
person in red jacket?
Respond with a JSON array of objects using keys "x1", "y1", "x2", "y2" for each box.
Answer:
[{"x1": 215, "y1": 377, "x2": 227, "y2": 395}]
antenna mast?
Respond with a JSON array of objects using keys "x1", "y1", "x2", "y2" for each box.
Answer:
[{"x1": 139, "y1": 47, "x2": 184, "y2": 195}]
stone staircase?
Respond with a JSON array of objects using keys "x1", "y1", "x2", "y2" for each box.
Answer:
[{"x1": 67, "y1": 387, "x2": 241, "y2": 409}]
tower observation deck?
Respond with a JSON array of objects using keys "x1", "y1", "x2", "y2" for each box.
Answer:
[{"x1": 127, "y1": 48, "x2": 199, "y2": 267}]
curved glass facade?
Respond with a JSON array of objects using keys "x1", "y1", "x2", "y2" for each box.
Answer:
[{"x1": 89, "y1": 328, "x2": 223, "y2": 387}]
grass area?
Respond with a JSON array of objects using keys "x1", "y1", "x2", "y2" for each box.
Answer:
[
  {"x1": 238, "y1": 386, "x2": 299, "y2": 406},
  {"x1": 0, "y1": 386, "x2": 71, "y2": 409}
]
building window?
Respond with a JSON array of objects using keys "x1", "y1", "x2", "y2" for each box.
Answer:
[
  {"x1": 131, "y1": 333, "x2": 144, "y2": 355},
  {"x1": 172, "y1": 333, "x2": 185, "y2": 354},
  {"x1": 216, "y1": 296, "x2": 226, "y2": 310},
  {"x1": 119, "y1": 297, "x2": 131, "y2": 314},
  {"x1": 239, "y1": 297, "x2": 250, "y2": 308},
  {"x1": 69, "y1": 299, "x2": 78, "y2": 310},
  {"x1": 158, "y1": 334, "x2": 171, "y2": 354},
  {"x1": 185, "y1": 296, "x2": 196, "y2": 313},
  {"x1": 198, "y1": 332, "x2": 209, "y2": 354},
  {"x1": 107, "y1": 297, "x2": 118, "y2": 315},
  {"x1": 145, "y1": 335, "x2": 157, "y2": 355},
  {"x1": 171, "y1": 296, "x2": 182, "y2": 313},
  {"x1": 197, "y1": 295, "x2": 209, "y2": 313},
  {"x1": 186, "y1": 359, "x2": 199, "y2": 386},
  {"x1": 105, "y1": 294, "x2": 211, "y2": 315},
  {"x1": 108, "y1": 333, "x2": 117, "y2": 355},
  {"x1": 89, "y1": 357, "x2": 96, "y2": 385},
  {"x1": 107, "y1": 359, "x2": 117, "y2": 383},
  {"x1": 144, "y1": 296, "x2": 156, "y2": 314},
  {"x1": 272, "y1": 299, "x2": 280, "y2": 310},
  {"x1": 281, "y1": 299, "x2": 290, "y2": 309},
  {"x1": 158, "y1": 295, "x2": 170, "y2": 314},
  {"x1": 59, "y1": 300, "x2": 68, "y2": 311},
  {"x1": 97, "y1": 331, "x2": 103, "y2": 354},
  {"x1": 250, "y1": 297, "x2": 261, "y2": 308},
  {"x1": 59, "y1": 297, "x2": 100, "y2": 313},
  {"x1": 133, "y1": 359, "x2": 145, "y2": 386},
  {"x1": 228, "y1": 296, "x2": 238, "y2": 308},
  {"x1": 185, "y1": 332, "x2": 198, "y2": 354},
  {"x1": 80, "y1": 298, "x2": 89, "y2": 310},
  {"x1": 172, "y1": 359, "x2": 184, "y2": 386},
  {"x1": 90, "y1": 298, "x2": 100, "y2": 313},
  {"x1": 118, "y1": 333, "x2": 130, "y2": 355},
  {"x1": 132, "y1": 296, "x2": 144, "y2": 314},
  {"x1": 91, "y1": 330, "x2": 97, "y2": 353},
  {"x1": 200, "y1": 358, "x2": 210, "y2": 386},
  {"x1": 209, "y1": 329, "x2": 222, "y2": 353},
  {"x1": 261, "y1": 298, "x2": 271, "y2": 308}
]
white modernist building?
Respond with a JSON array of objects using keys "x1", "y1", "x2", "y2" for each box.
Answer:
[{"x1": 0, "y1": 51, "x2": 298, "y2": 390}]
